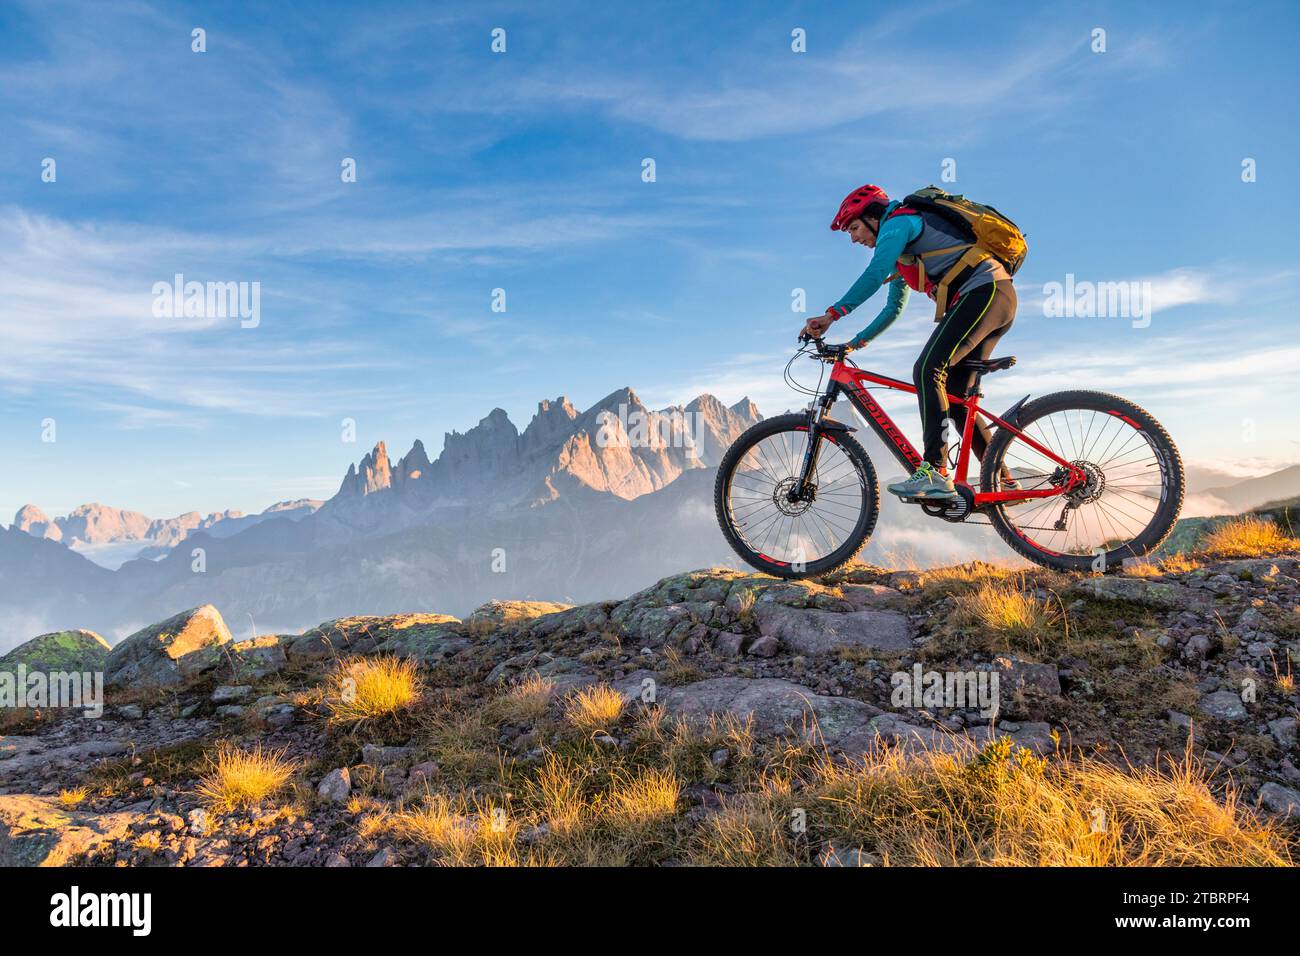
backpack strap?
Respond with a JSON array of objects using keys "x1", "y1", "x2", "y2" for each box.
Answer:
[{"x1": 931, "y1": 247, "x2": 991, "y2": 321}]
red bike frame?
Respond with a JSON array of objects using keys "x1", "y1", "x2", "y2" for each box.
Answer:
[{"x1": 824, "y1": 359, "x2": 1087, "y2": 506}]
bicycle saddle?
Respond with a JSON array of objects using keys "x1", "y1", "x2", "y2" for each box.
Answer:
[{"x1": 957, "y1": 355, "x2": 1016, "y2": 374}]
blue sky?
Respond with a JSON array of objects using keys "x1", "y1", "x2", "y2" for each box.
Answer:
[{"x1": 2, "y1": 0, "x2": 1298, "y2": 521}]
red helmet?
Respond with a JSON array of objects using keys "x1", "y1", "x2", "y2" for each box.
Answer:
[{"x1": 830, "y1": 184, "x2": 889, "y2": 231}]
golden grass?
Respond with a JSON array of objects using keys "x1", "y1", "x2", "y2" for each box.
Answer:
[
  {"x1": 329, "y1": 656, "x2": 421, "y2": 724},
  {"x1": 488, "y1": 673, "x2": 554, "y2": 724},
  {"x1": 386, "y1": 793, "x2": 519, "y2": 866},
  {"x1": 133, "y1": 830, "x2": 163, "y2": 853},
  {"x1": 608, "y1": 766, "x2": 681, "y2": 822},
  {"x1": 196, "y1": 742, "x2": 295, "y2": 811},
  {"x1": 688, "y1": 737, "x2": 1291, "y2": 867},
  {"x1": 563, "y1": 684, "x2": 625, "y2": 734},
  {"x1": 734, "y1": 588, "x2": 758, "y2": 630},
  {"x1": 57, "y1": 787, "x2": 88, "y2": 807},
  {"x1": 906, "y1": 559, "x2": 1020, "y2": 596},
  {"x1": 1123, "y1": 552, "x2": 1202, "y2": 576},
  {"x1": 1201, "y1": 515, "x2": 1298, "y2": 559},
  {"x1": 952, "y1": 581, "x2": 1059, "y2": 649},
  {"x1": 367, "y1": 687, "x2": 1290, "y2": 868}
]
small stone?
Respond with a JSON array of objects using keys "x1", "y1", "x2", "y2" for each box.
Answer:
[
  {"x1": 1267, "y1": 717, "x2": 1297, "y2": 750},
  {"x1": 117, "y1": 704, "x2": 143, "y2": 720},
  {"x1": 1183, "y1": 635, "x2": 1212, "y2": 660},
  {"x1": 408, "y1": 762, "x2": 440, "y2": 786},
  {"x1": 317, "y1": 768, "x2": 352, "y2": 804},
  {"x1": 366, "y1": 847, "x2": 398, "y2": 867},
  {"x1": 210, "y1": 685, "x2": 252, "y2": 703},
  {"x1": 1257, "y1": 782, "x2": 1300, "y2": 819},
  {"x1": 1167, "y1": 711, "x2": 1194, "y2": 732},
  {"x1": 819, "y1": 845, "x2": 878, "y2": 867},
  {"x1": 1197, "y1": 690, "x2": 1247, "y2": 721},
  {"x1": 324, "y1": 852, "x2": 351, "y2": 867},
  {"x1": 215, "y1": 705, "x2": 246, "y2": 718},
  {"x1": 520, "y1": 822, "x2": 551, "y2": 845},
  {"x1": 361, "y1": 744, "x2": 414, "y2": 765},
  {"x1": 747, "y1": 636, "x2": 780, "y2": 658},
  {"x1": 713, "y1": 633, "x2": 744, "y2": 659}
]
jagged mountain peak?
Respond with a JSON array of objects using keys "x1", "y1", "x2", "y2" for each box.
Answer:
[
  {"x1": 336, "y1": 442, "x2": 393, "y2": 498},
  {"x1": 325, "y1": 386, "x2": 762, "y2": 511}
]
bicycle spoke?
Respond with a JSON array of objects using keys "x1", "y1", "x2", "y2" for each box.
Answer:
[
  {"x1": 996, "y1": 404, "x2": 1169, "y2": 557},
  {"x1": 724, "y1": 427, "x2": 871, "y2": 567}
]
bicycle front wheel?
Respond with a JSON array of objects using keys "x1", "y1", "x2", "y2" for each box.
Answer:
[
  {"x1": 981, "y1": 390, "x2": 1184, "y2": 572},
  {"x1": 714, "y1": 414, "x2": 879, "y2": 579}
]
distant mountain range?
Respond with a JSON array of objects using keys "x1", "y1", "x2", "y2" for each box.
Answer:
[
  {"x1": 0, "y1": 388, "x2": 764, "y2": 649},
  {"x1": 1194, "y1": 464, "x2": 1300, "y2": 514},
  {"x1": 13, "y1": 500, "x2": 323, "y2": 568}
]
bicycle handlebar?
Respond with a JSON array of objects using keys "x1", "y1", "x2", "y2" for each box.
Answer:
[{"x1": 797, "y1": 333, "x2": 851, "y2": 361}]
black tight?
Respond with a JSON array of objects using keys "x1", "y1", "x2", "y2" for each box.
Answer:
[{"x1": 912, "y1": 280, "x2": 1017, "y2": 469}]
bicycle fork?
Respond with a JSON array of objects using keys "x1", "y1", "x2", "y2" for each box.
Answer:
[{"x1": 792, "y1": 390, "x2": 838, "y2": 501}]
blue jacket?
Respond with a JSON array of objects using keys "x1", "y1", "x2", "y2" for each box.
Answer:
[{"x1": 828, "y1": 200, "x2": 920, "y2": 346}]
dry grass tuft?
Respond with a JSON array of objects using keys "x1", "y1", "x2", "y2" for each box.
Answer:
[
  {"x1": 952, "y1": 581, "x2": 1059, "y2": 648},
  {"x1": 563, "y1": 684, "x2": 625, "y2": 734},
  {"x1": 57, "y1": 787, "x2": 88, "y2": 807},
  {"x1": 329, "y1": 656, "x2": 421, "y2": 724},
  {"x1": 488, "y1": 673, "x2": 554, "y2": 724},
  {"x1": 608, "y1": 766, "x2": 681, "y2": 822},
  {"x1": 385, "y1": 793, "x2": 518, "y2": 866},
  {"x1": 196, "y1": 742, "x2": 295, "y2": 811},
  {"x1": 1201, "y1": 515, "x2": 1297, "y2": 559},
  {"x1": 1123, "y1": 552, "x2": 1201, "y2": 576},
  {"x1": 689, "y1": 737, "x2": 1291, "y2": 867}
]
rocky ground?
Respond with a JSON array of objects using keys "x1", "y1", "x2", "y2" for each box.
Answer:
[{"x1": 1, "y1": 545, "x2": 1298, "y2": 867}]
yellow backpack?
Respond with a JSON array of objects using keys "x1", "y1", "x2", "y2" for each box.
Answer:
[{"x1": 892, "y1": 186, "x2": 1028, "y2": 319}]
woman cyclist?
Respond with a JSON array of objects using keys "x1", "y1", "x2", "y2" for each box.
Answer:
[{"x1": 801, "y1": 184, "x2": 1018, "y2": 501}]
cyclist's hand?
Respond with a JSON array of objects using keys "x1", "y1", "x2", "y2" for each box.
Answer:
[{"x1": 801, "y1": 312, "x2": 835, "y2": 339}]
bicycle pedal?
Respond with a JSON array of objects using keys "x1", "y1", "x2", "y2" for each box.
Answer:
[{"x1": 898, "y1": 494, "x2": 958, "y2": 505}]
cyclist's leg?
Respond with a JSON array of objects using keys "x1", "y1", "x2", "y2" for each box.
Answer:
[
  {"x1": 913, "y1": 280, "x2": 1009, "y2": 470},
  {"x1": 948, "y1": 284, "x2": 1017, "y2": 464}
]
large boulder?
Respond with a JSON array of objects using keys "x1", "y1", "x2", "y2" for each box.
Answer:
[
  {"x1": 0, "y1": 630, "x2": 110, "y2": 672},
  {"x1": 0, "y1": 739, "x2": 128, "y2": 784},
  {"x1": 227, "y1": 635, "x2": 288, "y2": 680},
  {"x1": 286, "y1": 612, "x2": 458, "y2": 662},
  {"x1": 753, "y1": 605, "x2": 913, "y2": 654},
  {"x1": 648, "y1": 677, "x2": 885, "y2": 752},
  {"x1": 0, "y1": 794, "x2": 138, "y2": 866},
  {"x1": 104, "y1": 605, "x2": 232, "y2": 689},
  {"x1": 1068, "y1": 577, "x2": 1209, "y2": 609},
  {"x1": 464, "y1": 600, "x2": 571, "y2": 630}
]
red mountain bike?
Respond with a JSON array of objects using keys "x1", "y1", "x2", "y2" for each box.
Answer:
[{"x1": 715, "y1": 336, "x2": 1183, "y2": 576}]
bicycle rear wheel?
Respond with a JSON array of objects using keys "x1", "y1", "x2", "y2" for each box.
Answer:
[
  {"x1": 980, "y1": 390, "x2": 1184, "y2": 572},
  {"x1": 714, "y1": 414, "x2": 879, "y2": 579}
]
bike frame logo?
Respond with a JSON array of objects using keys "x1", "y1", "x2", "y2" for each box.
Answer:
[{"x1": 839, "y1": 379, "x2": 922, "y2": 469}]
